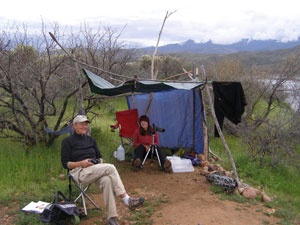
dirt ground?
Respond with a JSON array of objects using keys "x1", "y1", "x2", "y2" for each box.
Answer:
[
  {"x1": 80, "y1": 161, "x2": 280, "y2": 225},
  {"x1": 0, "y1": 161, "x2": 280, "y2": 225}
]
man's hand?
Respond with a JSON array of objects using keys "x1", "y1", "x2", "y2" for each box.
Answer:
[{"x1": 80, "y1": 159, "x2": 94, "y2": 168}]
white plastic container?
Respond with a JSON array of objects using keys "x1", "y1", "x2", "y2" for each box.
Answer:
[
  {"x1": 166, "y1": 156, "x2": 194, "y2": 173},
  {"x1": 113, "y1": 145, "x2": 125, "y2": 161}
]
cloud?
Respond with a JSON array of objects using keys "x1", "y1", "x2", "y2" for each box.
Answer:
[{"x1": 1, "y1": 0, "x2": 300, "y2": 46}]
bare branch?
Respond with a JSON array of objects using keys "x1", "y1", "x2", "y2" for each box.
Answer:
[{"x1": 151, "y1": 10, "x2": 176, "y2": 80}]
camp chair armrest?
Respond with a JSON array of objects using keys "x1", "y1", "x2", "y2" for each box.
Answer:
[{"x1": 110, "y1": 122, "x2": 120, "y2": 130}]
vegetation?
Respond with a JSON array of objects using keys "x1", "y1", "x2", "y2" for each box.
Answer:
[
  {"x1": 210, "y1": 136, "x2": 300, "y2": 224},
  {"x1": 1, "y1": 21, "x2": 300, "y2": 224},
  {"x1": 0, "y1": 96, "x2": 299, "y2": 224},
  {"x1": 0, "y1": 23, "x2": 134, "y2": 146}
]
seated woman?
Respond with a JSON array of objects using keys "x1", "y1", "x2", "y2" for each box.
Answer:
[{"x1": 132, "y1": 115, "x2": 171, "y2": 172}]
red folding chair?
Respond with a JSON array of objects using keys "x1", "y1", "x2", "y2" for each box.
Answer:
[{"x1": 110, "y1": 109, "x2": 139, "y2": 153}]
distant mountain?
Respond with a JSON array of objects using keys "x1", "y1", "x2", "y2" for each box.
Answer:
[{"x1": 143, "y1": 39, "x2": 300, "y2": 54}]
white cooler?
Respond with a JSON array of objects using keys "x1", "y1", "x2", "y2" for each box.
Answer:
[{"x1": 167, "y1": 156, "x2": 194, "y2": 173}]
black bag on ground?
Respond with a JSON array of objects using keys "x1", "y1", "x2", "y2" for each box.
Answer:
[{"x1": 40, "y1": 191, "x2": 80, "y2": 224}]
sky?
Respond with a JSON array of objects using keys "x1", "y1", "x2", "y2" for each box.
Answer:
[{"x1": 1, "y1": 0, "x2": 300, "y2": 47}]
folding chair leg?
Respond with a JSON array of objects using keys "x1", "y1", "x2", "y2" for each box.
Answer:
[
  {"x1": 74, "y1": 185, "x2": 88, "y2": 202},
  {"x1": 120, "y1": 136, "x2": 134, "y2": 155},
  {"x1": 120, "y1": 136, "x2": 124, "y2": 148},
  {"x1": 72, "y1": 180, "x2": 99, "y2": 215},
  {"x1": 81, "y1": 184, "x2": 87, "y2": 216}
]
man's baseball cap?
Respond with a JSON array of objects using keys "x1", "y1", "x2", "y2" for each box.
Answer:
[{"x1": 73, "y1": 115, "x2": 90, "y2": 124}]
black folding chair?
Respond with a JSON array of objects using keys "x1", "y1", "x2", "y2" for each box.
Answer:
[{"x1": 67, "y1": 170, "x2": 99, "y2": 216}]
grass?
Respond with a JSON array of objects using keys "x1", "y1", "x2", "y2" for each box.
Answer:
[
  {"x1": 1, "y1": 96, "x2": 300, "y2": 224},
  {"x1": 126, "y1": 194, "x2": 169, "y2": 225},
  {"x1": 209, "y1": 135, "x2": 300, "y2": 224},
  {"x1": 0, "y1": 96, "x2": 130, "y2": 224}
]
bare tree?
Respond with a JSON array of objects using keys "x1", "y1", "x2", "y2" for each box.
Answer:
[
  {"x1": 241, "y1": 52, "x2": 300, "y2": 166},
  {"x1": 203, "y1": 54, "x2": 300, "y2": 166},
  {"x1": 0, "y1": 22, "x2": 135, "y2": 146},
  {"x1": 73, "y1": 24, "x2": 134, "y2": 84}
]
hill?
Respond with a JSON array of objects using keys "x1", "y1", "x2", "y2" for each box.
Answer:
[
  {"x1": 137, "y1": 43, "x2": 300, "y2": 69},
  {"x1": 143, "y1": 38, "x2": 300, "y2": 55}
]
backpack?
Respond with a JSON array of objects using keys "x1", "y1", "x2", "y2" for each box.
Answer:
[{"x1": 40, "y1": 191, "x2": 80, "y2": 224}]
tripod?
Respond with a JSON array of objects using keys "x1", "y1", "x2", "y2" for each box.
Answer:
[{"x1": 141, "y1": 132, "x2": 162, "y2": 168}]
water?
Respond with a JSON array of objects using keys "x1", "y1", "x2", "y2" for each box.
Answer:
[{"x1": 260, "y1": 79, "x2": 300, "y2": 111}]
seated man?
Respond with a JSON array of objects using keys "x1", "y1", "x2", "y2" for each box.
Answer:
[
  {"x1": 61, "y1": 115, "x2": 144, "y2": 225},
  {"x1": 132, "y1": 115, "x2": 171, "y2": 171}
]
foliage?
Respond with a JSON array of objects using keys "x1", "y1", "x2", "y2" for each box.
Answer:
[
  {"x1": 1, "y1": 95, "x2": 300, "y2": 224},
  {"x1": 0, "y1": 97, "x2": 128, "y2": 224},
  {"x1": 138, "y1": 54, "x2": 183, "y2": 79},
  {"x1": 202, "y1": 50, "x2": 300, "y2": 167},
  {"x1": 0, "y1": 23, "x2": 134, "y2": 146}
]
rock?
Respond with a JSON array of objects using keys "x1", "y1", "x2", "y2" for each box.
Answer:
[
  {"x1": 242, "y1": 187, "x2": 257, "y2": 199},
  {"x1": 238, "y1": 187, "x2": 244, "y2": 194},
  {"x1": 59, "y1": 174, "x2": 66, "y2": 180},
  {"x1": 225, "y1": 171, "x2": 232, "y2": 177},
  {"x1": 200, "y1": 169, "x2": 210, "y2": 176},
  {"x1": 203, "y1": 166, "x2": 208, "y2": 171},
  {"x1": 254, "y1": 188, "x2": 261, "y2": 195},
  {"x1": 200, "y1": 161, "x2": 209, "y2": 167},
  {"x1": 262, "y1": 194, "x2": 272, "y2": 202},
  {"x1": 233, "y1": 187, "x2": 240, "y2": 195},
  {"x1": 214, "y1": 164, "x2": 222, "y2": 170},
  {"x1": 207, "y1": 164, "x2": 214, "y2": 171},
  {"x1": 266, "y1": 208, "x2": 275, "y2": 214},
  {"x1": 219, "y1": 169, "x2": 226, "y2": 176}
]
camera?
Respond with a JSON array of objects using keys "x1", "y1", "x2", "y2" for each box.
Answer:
[
  {"x1": 88, "y1": 159, "x2": 100, "y2": 164},
  {"x1": 152, "y1": 123, "x2": 165, "y2": 133}
]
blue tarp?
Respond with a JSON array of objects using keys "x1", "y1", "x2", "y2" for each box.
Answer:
[
  {"x1": 45, "y1": 125, "x2": 73, "y2": 135},
  {"x1": 45, "y1": 110, "x2": 85, "y2": 135},
  {"x1": 126, "y1": 89, "x2": 204, "y2": 154}
]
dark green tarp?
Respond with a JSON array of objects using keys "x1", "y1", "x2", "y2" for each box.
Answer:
[{"x1": 83, "y1": 68, "x2": 204, "y2": 96}]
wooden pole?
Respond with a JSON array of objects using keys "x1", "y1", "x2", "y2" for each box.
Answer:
[
  {"x1": 151, "y1": 11, "x2": 176, "y2": 80},
  {"x1": 201, "y1": 65, "x2": 241, "y2": 187},
  {"x1": 197, "y1": 89, "x2": 209, "y2": 160}
]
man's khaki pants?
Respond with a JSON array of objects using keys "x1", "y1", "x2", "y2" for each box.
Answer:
[{"x1": 70, "y1": 163, "x2": 126, "y2": 218}]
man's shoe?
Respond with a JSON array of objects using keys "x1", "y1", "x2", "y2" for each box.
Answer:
[
  {"x1": 133, "y1": 158, "x2": 142, "y2": 168},
  {"x1": 106, "y1": 217, "x2": 120, "y2": 225},
  {"x1": 164, "y1": 159, "x2": 172, "y2": 173},
  {"x1": 128, "y1": 197, "x2": 144, "y2": 210}
]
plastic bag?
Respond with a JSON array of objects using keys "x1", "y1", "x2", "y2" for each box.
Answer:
[{"x1": 113, "y1": 145, "x2": 125, "y2": 161}]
